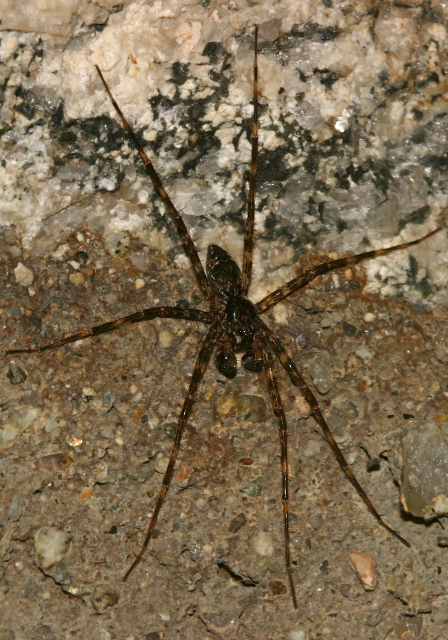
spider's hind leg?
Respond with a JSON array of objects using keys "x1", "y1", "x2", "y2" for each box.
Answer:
[
  {"x1": 262, "y1": 343, "x2": 298, "y2": 609},
  {"x1": 261, "y1": 322, "x2": 410, "y2": 549}
]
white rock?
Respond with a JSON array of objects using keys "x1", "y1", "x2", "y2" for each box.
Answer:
[{"x1": 34, "y1": 527, "x2": 72, "y2": 569}]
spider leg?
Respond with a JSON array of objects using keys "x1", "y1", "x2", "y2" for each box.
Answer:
[
  {"x1": 95, "y1": 66, "x2": 213, "y2": 300},
  {"x1": 257, "y1": 227, "x2": 441, "y2": 313},
  {"x1": 262, "y1": 343, "x2": 298, "y2": 609},
  {"x1": 261, "y1": 322, "x2": 411, "y2": 549},
  {"x1": 123, "y1": 321, "x2": 221, "y2": 580},
  {"x1": 242, "y1": 24, "x2": 259, "y2": 295},
  {"x1": 5, "y1": 307, "x2": 211, "y2": 354}
]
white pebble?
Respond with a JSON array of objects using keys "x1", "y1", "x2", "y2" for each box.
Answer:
[
  {"x1": 253, "y1": 532, "x2": 274, "y2": 557},
  {"x1": 34, "y1": 527, "x2": 71, "y2": 569},
  {"x1": 288, "y1": 632, "x2": 306, "y2": 640}
]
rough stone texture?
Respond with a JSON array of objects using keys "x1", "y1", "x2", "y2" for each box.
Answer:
[
  {"x1": 401, "y1": 422, "x2": 448, "y2": 520},
  {"x1": 1, "y1": 2, "x2": 448, "y2": 639}
]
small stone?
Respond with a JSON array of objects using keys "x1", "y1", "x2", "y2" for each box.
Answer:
[
  {"x1": 135, "y1": 277, "x2": 145, "y2": 290},
  {"x1": 155, "y1": 456, "x2": 169, "y2": 474},
  {"x1": 7, "y1": 363, "x2": 27, "y2": 385},
  {"x1": 0, "y1": 407, "x2": 39, "y2": 446},
  {"x1": 253, "y1": 531, "x2": 274, "y2": 557},
  {"x1": 288, "y1": 631, "x2": 306, "y2": 640},
  {"x1": 294, "y1": 395, "x2": 311, "y2": 417},
  {"x1": 34, "y1": 527, "x2": 71, "y2": 569},
  {"x1": 348, "y1": 551, "x2": 376, "y2": 590},
  {"x1": 342, "y1": 321, "x2": 357, "y2": 336},
  {"x1": 128, "y1": 461, "x2": 156, "y2": 483},
  {"x1": 82, "y1": 387, "x2": 96, "y2": 401},
  {"x1": 158, "y1": 330, "x2": 173, "y2": 348},
  {"x1": 14, "y1": 262, "x2": 34, "y2": 286},
  {"x1": 375, "y1": 335, "x2": 398, "y2": 356},
  {"x1": 105, "y1": 231, "x2": 130, "y2": 256},
  {"x1": 28, "y1": 626, "x2": 56, "y2": 640},
  {"x1": 216, "y1": 388, "x2": 238, "y2": 415},
  {"x1": 237, "y1": 394, "x2": 267, "y2": 422},
  {"x1": 228, "y1": 513, "x2": 246, "y2": 533},
  {"x1": 91, "y1": 584, "x2": 119, "y2": 613},
  {"x1": 355, "y1": 345, "x2": 372, "y2": 361},
  {"x1": 240, "y1": 476, "x2": 263, "y2": 497},
  {"x1": 69, "y1": 272, "x2": 85, "y2": 286},
  {"x1": 270, "y1": 580, "x2": 287, "y2": 595},
  {"x1": 163, "y1": 422, "x2": 178, "y2": 440},
  {"x1": 401, "y1": 422, "x2": 448, "y2": 519},
  {"x1": 307, "y1": 361, "x2": 333, "y2": 394},
  {"x1": 8, "y1": 496, "x2": 21, "y2": 521}
]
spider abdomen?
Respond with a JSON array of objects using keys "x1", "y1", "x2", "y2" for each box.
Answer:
[{"x1": 215, "y1": 296, "x2": 261, "y2": 378}]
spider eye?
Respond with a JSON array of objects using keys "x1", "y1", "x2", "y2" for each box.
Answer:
[{"x1": 215, "y1": 347, "x2": 237, "y2": 379}]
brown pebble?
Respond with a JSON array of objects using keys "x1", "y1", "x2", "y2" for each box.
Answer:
[{"x1": 348, "y1": 551, "x2": 376, "y2": 590}]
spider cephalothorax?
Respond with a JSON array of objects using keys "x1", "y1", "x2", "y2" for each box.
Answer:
[{"x1": 6, "y1": 25, "x2": 440, "y2": 609}]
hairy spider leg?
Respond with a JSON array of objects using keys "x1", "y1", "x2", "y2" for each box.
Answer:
[
  {"x1": 123, "y1": 321, "x2": 221, "y2": 580},
  {"x1": 241, "y1": 24, "x2": 258, "y2": 294},
  {"x1": 262, "y1": 345, "x2": 298, "y2": 609},
  {"x1": 261, "y1": 322, "x2": 411, "y2": 549},
  {"x1": 256, "y1": 227, "x2": 441, "y2": 313},
  {"x1": 5, "y1": 307, "x2": 211, "y2": 355},
  {"x1": 95, "y1": 66, "x2": 214, "y2": 300}
]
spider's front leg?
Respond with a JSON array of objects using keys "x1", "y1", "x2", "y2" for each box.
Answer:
[
  {"x1": 256, "y1": 227, "x2": 441, "y2": 313},
  {"x1": 123, "y1": 320, "x2": 221, "y2": 580},
  {"x1": 5, "y1": 307, "x2": 211, "y2": 355}
]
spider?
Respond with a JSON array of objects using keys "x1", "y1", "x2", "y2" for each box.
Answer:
[{"x1": 6, "y1": 26, "x2": 440, "y2": 609}]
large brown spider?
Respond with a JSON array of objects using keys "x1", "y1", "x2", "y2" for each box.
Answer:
[{"x1": 6, "y1": 26, "x2": 440, "y2": 609}]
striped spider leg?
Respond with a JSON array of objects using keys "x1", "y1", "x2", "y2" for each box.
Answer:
[{"x1": 5, "y1": 23, "x2": 441, "y2": 609}]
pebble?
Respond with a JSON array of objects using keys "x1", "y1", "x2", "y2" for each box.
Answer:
[
  {"x1": 158, "y1": 330, "x2": 173, "y2": 348},
  {"x1": 34, "y1": 527, "x2": 72, "y2": 570},
  {"x1": 307, "y1": 361, "x2": 333, "y2": 395},
  {"x1": 237, "y1": 394, "x2": 267, "y2": 422},
  {"x1": 240, "y1": 476, "x2": 264, "y2": 497},
  {"x1": 348, "y1": 551, "x2": 376, "y2": 590},
  {"x1": 14, "y1": 262, "x2": 34, "y2": 286},
  {"x1": 7, "y1": 363, "x2": 27, "y2": 385},
  {"x1": 288, "y1": 632, "x2": 306, "y2": 640},
  {"x1": 401, "y1": 421, "x2": 448, "y2": 519},
  {"x1": 216, "y1": 388, "x2": 238, "y2": 415},
  {"x1": 105, "y1": 231, "x2": 130, "y2": 256},
  {"x1": 354, "y1": 345, "x2": 372, "y2": 361},
  {"x1": 0, "y1": 407, "x2": 39, "y2": 446},
  {"x1": 91, "y1": 584, "x2": 119, "y2": 613},
  {"x1": 228, "y1": 513, "x2": 246, "y2": 533},
  {"x1": 253, "y1": 531, "x2": 274, "y2": 557},
  {"x1": 69, "y1": 272, "x2": 85, "y2": 286}
]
